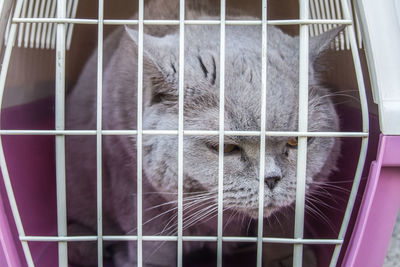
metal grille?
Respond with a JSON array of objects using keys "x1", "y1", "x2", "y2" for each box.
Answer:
[{"x1": 0, "y1": 0, "x2": 369, "y2": 266}]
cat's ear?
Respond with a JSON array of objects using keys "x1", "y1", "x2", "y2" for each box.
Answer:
[
  {"x1": 308, "y1": 26, "x2": 345, "y2": 82},
  {"x1": 125, "y1": 26, "x2": 179, "y2": 106},
  {"x1": 309, "y1": 25, "x2": 345, "y2": 62}
]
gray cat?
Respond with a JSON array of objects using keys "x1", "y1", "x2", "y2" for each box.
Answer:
[{"x1": 66, "y1": 14, "x2": 342, "y2": 267}]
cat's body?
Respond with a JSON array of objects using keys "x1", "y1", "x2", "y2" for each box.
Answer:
[{"x1": 66, "y1": 12, "x2": 341, "y2": 267}]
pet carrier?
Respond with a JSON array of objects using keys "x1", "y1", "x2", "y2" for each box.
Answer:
[{"x1": 0, "y1": 0, "x2": 398, "y2": 266}]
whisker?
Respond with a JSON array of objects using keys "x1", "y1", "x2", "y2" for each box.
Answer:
[
  {"x1": 246, "y1": 216, "x2": 253, "y2": 235},
  {"x1": 305, "y1": 201, "x2": 337, "y2": 233},
  {"x1": 271, "y1": 212, "x2": 284, "y2": 233},
  {"x1": 156, "y1": 201, "x2": 218, "y2": 236},
  {"x1": 306, "y1": 196, "x2": 343, "y2": 212},
  {"x1": 158, "y1": 198, "x2": 216, "y2": 236},
  {"x1": 183, "y1": 204, "x2": 219, "y2": 230},
  {"x1": 145, "y1": 193, "x2": 215, "y2": 211},
  {"x1": 223, "y1": 210, "x2": 239, "y2": 231}
]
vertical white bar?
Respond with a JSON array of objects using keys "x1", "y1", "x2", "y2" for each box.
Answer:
[
  {"x1": 45, "y1": 0, "x2": 56, "y2": 49},
  {"x1": 4, "y1": 9, "x2": 11, "y2": 45},
  {"x1": 0, "y1": 1, "x2": 36, "y2": 265},
  {"x1": 344, "y1": 0, "x2": 351, "y2": 50},
  {"x1": 216, "y1": 0, "x2": 225, "y2": 266},
  {"x1": 334, "y1": 0, "x2": 345, "y2": 50},
  {"x1": 256, "y1": 0, "x2": 267, "y2": 266},
  {"x1": 137, "y1": 0, "x2": 144, "y2": 266},
  {"x1": 34, "y1": 0, "x2": 46, "y2": 48},
  {"x1": 314, "y1": 0, "x2": 324, "y2": 34},
  {"x1": 56, "y1": 0, "x2": 68, "y2": 266},
  {"x1": 309, "y1": 0, "x2": 317, "y2": 37},
  {"x1": 63, "y1": 0, "x2": 72, "y2": 49},
  {"x1": 353, "y1": 5, "x2": 362, "y2": 49},
  {"x1": 328, "y1": 0, "x2": 340, "y2": 49},
  {"x1": 29, "y1": 0, "x2": 40, "y2": 48},
  {"x1": 40, "y1": 0, "x2": 51, "y2": 49},
  {"x1": 329, "y1": 0, "x2": 369, "y2": 265},
  {"x1": 23, "y1": 0, "x2": 34, "y2": 47},
  {"x1": 293, "y1": 0, "x2": 309, "y2": 266},
  {"x1": 324, "y1": 0, "x2": 333, "y2": 30},
  {"x1": 96, "y1": 0, "x2": 104, "y2": 265},
  {"x1": 329, "y1": 0, "x2": 337, "y2": 20},
  {"x1": 319, "y1": 0, "x2": 328, "y2": 31},
  {"x1": 17, "y1": 0, "x2": 28, "y2": 47},
  {"x1": 51, "y1": 0, "x2": 59, "y2": 49},
  {"x1": 0, "y1": 0, "x2": 13, "y2": 51},
  {"x1": 177, "y1": 0, "x2": 185, "y2": 266},
  {"x1": 66, "y1": 0, "x2": 73, "y2": 25},
  {"x1": 66, "y1": 0, "x2": 78, "y2": 50}
]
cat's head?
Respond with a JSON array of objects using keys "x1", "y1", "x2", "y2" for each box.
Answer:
[{"x1": 125, "y1": 24, "x2": 342, "y2": 218}]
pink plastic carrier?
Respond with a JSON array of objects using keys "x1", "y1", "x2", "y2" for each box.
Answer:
[{"x1": 0, "y1": 0, "x2": 399, "y2": 267}]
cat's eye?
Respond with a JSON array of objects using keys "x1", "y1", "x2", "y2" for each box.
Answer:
[
  {"x1": 209, "y1": 143, "x2": 240, "y2": 154},
  {"x1": 286, "y1": 137, "x2": 298, "y2": 148}
]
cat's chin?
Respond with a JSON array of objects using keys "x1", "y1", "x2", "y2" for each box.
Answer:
[{"x1": 239, "y1": 204, "x2": 281, "y2": 219}]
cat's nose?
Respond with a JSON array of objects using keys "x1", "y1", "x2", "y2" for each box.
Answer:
[{"x1": 264, "y1": 176, "x2": 281, "y2": 190}]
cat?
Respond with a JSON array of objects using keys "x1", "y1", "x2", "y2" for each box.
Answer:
[{"x1": 65, "y1": 13, "x2": 343, "y2": 267}]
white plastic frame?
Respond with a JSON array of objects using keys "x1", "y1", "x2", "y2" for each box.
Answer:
[{"x1": 355, "y1": 0, "x2": 400, "y2": 135}]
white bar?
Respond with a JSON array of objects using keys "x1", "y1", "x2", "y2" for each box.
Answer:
[
  {"x1": 4, "y1": 8, "x2": 12, "y2": 46},
  {"x1": 20, "y1": 235, "x2": 344, "y2": 244},
  {"x1": 34, "y1": 0, "x2": 46, "y2": 48},
  {"x1": 0, "y1": 129, "x2": 368, "y2": 137},
  {"x1": 344, "y1": 0, "x2": 351, "y2": 49},
  {"x1": 64, "y1": 0, "x2": 73, "y2": 48},
  {"x1": 50, "y1": 0, "x2": 58, "y2": 49},
  {"x1": 330, "y1": 0, "x2": 338, "y2": 21},
  {"x1": 66, "y1": 0, "x2": 78, "y2": 50},
  {"x1": 309, "y1": 0, "x2": 317, "y2": 36},
  {"x1": 137, "y1": 0, "x2": 144, "y2": 266},
  {"x1": 217, "y1": 1, "x2": 225, "y2": 266},
  {"x1": 335, "y1": 0, "x2": 345, "y2": 50},
  {"x1": 320, "y1": 0, "x2": 329, "y2": 31},
  {"x1": 55, "y1": 0, "x2": 68, "y2": 266},
  {"x1": 0, "y1": 130, "x2": 97, "y2": 135},
  {"x1": 40, "y1": 0, "x2": 52, "y2": 49},
  {"x1": 11, "y1": 17, "x2": 353, "y2": 25},
  {"x1": 21, "y1": 236, "x2": 98, "y2": 242},
  {"x1": 177, "y1": 0, "x2": 185, "y2": 266},
  {"x1": 353, "y1": 3, "x2": 362, "y2": 49},
  {"x1": 17, "y1": 0, "x2": 28, "y2": 47},
  {"x1": 256, "y1": 0, "x2": 267, "y2": 266},
  {"x1": 329, "y1": 0, "x2": 370, "y2": 264},
  {"x1": 63, "y1": 0, "x2": 73, "y2": 50},
  {"x1": 314, "y1": 0, "x2": 324, "y2": 34},
  {"x1": 0, "y1": 1, "x2": 35, "y2": 265},
  {"x1": 45, "y1": 0, "x2": 56, "y2": 49},
  {"x1": 96, "y1": 0, "x2": 104, "y2": 265},
  {"x1": 293, "y1": 0, "x2": 309, "y2": 266},
  {"x1": 23, "y1": 0, "x2": 34, "y2": 48},
  {"x1": 29, "y1": 0, "x2": 40, "y2": 48},
  {"x1": 324, "y1": 0, "x2": 333, "y2": 30}
]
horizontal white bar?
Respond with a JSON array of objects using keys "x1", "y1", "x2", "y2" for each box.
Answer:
[
  {"x1": 0, "y1": 130, "x2": 368, "y2": 137},
  {"x1": 20, "y1": 236, "x2": 98, "y2": 242},
  {"x1": 20, "y1": 235, "x2": 343, "y2": 244},
  {"x1": 0, "y1": 130, "x2": 98, "y2": 135},
  {"x1": 11, "y1": 18, "x2": 353, "y2": 26},
  {"x1": 13, "y1": 18, "x2": 99, "y2": 24}
]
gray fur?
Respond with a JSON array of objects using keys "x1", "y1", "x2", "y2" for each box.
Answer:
[{"x1": 66, "y1": 16, "x2": 341, "y2": 266}]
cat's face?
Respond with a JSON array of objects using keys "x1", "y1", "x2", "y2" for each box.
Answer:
[{"x1": 126, "y1": 25, "x2": 341, "y2": 218}]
